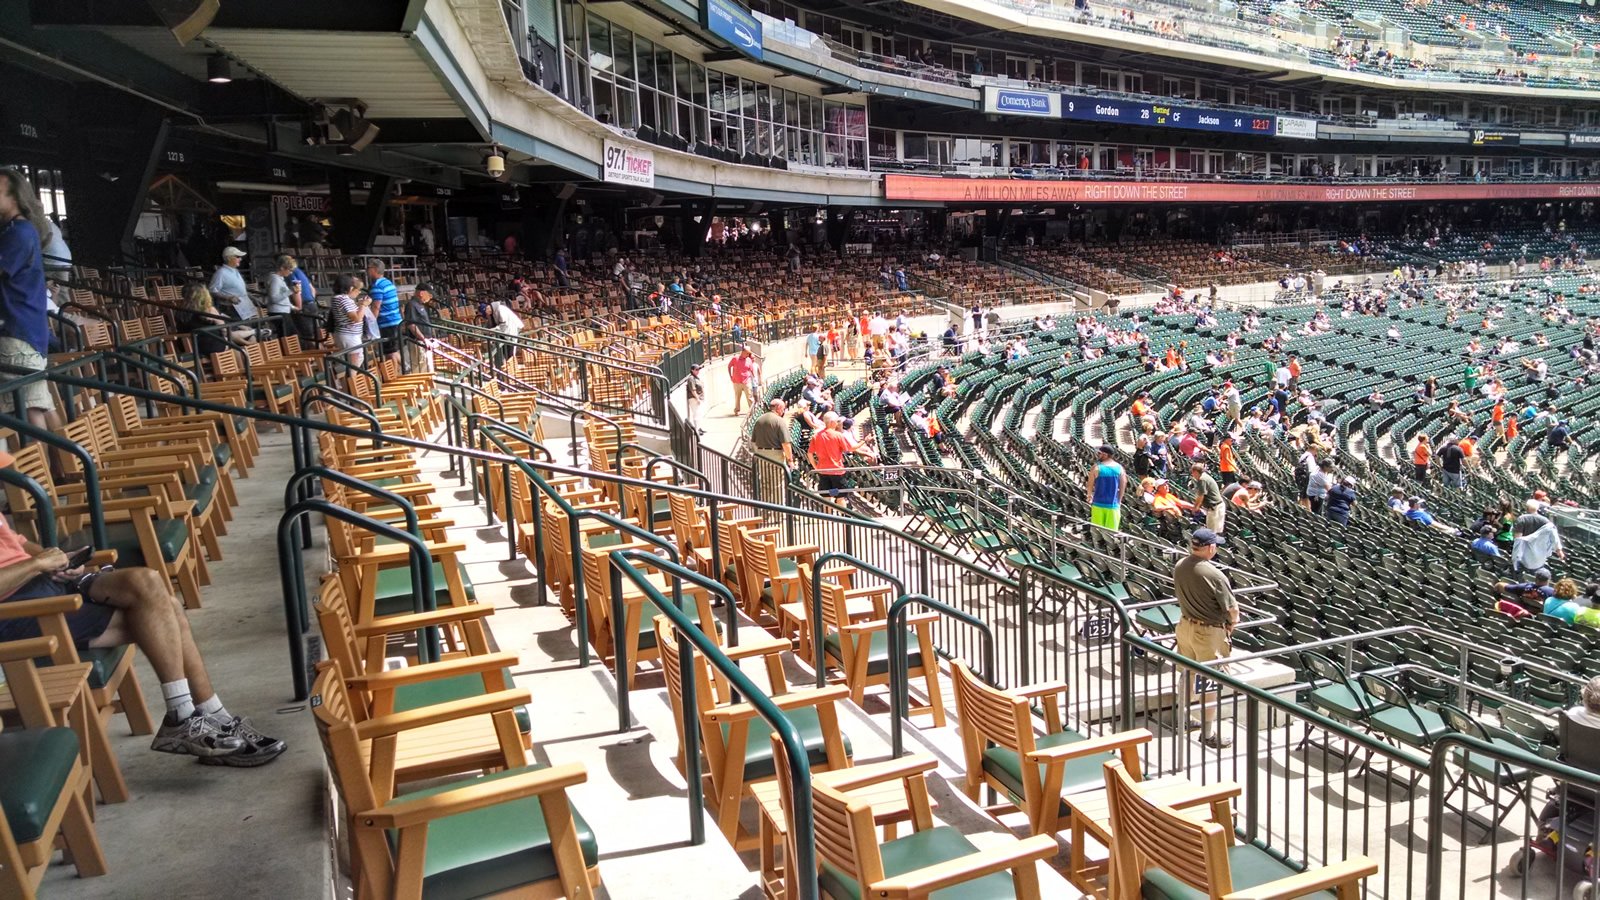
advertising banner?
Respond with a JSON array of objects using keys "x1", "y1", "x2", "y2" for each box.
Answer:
[
  {"x1": 703, "y1": 0, "x2": 763, "y2": 61},
  {"x1": 1276, "y1": 116, "x2": 1318, "y2": 140},
  {"x1": 602, "y1": 141, "x2": 655, "y2": 188},
  {"x1": 981, "y1": 86, "x2": 1061, "y2": 118},
  {"x1": 883, "y1": 174, "x2": 1600, "y2": 205}
]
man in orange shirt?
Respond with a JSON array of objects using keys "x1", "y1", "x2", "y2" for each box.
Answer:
[
  {"x1": 1412, "y1": 433, "x2": 1432, "y2": 483},
  {"x1": 1286, "y1": 355, "x2": 1302, "y2": 390},
  {"x1": 1217, "y1": 435, "x2": 1240, "y2": 485}
]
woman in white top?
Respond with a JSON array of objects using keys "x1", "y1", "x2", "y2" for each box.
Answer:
[{"x1": 264, "y1": 255, "x2": 298, "y2": 317}]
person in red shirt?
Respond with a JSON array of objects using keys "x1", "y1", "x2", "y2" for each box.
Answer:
[
  {"x1": 808, "y1": 413, "x2": 855, "y2": 504},
  {"x1": 727, "y1": 346, "x2": 755, "y2": 416}
]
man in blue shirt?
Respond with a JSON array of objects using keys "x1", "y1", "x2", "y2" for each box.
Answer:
[
  {"x1": 1497, "y1": 568, "x2": 1555, "y2": 611},
  {"x1": 285, "y1": 256, "x2": 318, "y2": 345},
  {"x1": 366, "y1": 259, "x2": 401, "y2": 364},
  {"x1": 1471, "y1": 526, "x2": 1502, "y2": 558},
  {"x1": 1404, "y1": 497, "x2": 1457, "y2": 534},
  {"x1": 1085, "y1": 444, "x2": 1126, "y2": 530},
  {"x1": 0, "y1": 168, "x2": 55, "y2": 428},
  {"x1": 208, "y1": 246, "x2": 256, "y2": 319}
]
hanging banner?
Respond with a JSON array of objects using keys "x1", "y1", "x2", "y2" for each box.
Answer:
[
  {"x1": 602, "y1": 141, "x2": 655, "y2": 188},
  {"x1": 883, "y1": 174, "x2": 1600, "y2": 204}
]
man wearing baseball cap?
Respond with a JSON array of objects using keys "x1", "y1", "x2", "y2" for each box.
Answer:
[
  {"x1": 403, "y1": 283, "x2": 436, "y2": 373},
  {"x1": 1173, "y1": 526, "x2": 1237, "y2": 748},
  {"x1": 685, "y1": 362, "x2": 706, "y2": 434},
  {"x1": 0, "y1": 449, "x2": 284, "y2": 765},
  {"x1": 208, "y1": 246, "x2": 256, "y2": 320},
  {"x1": 1086, "y1": 444, "x2": 1127, "y2": 531}
]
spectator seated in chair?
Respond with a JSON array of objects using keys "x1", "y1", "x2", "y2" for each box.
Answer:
[
  {"x1": 1495, "y1": 567, "x2": 1556, "y2": 613},
  {"x1": 0, "y1": 455, "x2": 284, "y2": 766}
]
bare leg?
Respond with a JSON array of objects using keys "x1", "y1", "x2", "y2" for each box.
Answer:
[{"x1": 85, "y1": 568, "x2": 216, "y2": 703}]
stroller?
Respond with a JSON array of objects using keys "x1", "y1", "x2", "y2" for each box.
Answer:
[{"x1": 1510, "y1": 785, "x2": 1597, "y2": 900}]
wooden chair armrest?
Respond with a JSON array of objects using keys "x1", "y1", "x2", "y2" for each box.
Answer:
[
  {"x1": 775, "y1": 544, "x2": 821, "y2": 560},
  {"x1": 347, "y1": 652, "x2": 521, "y2": 690},
  {"x1": 0, "y1": 594, "x2": 82, "y2": 620},
  {"x1": 1163, "y1": 781, "x2": 1251, "y2": 812},
  {"x1": 1026, "y1": 728, "x2": 1155, "y2": 762},
  {"x1": 841, "y1": 584, "x2": 894, "y2": 599},
  {"x1": 87, "y1": 550, "x2": 118, "y2": 566},
  {"x1": 1222, "y1": 856, "x2": 1379, "y2": 900},
  {"x1": 706, "y1": 685, "x2": 851, "y2": 723},
  {"x1": 812, "y1": 755, "x2": 938, "y2": 792},
  {"x1": 359, "y1": 763, "x2": 590, "y2": 827},
  {"x1": 722, "y1": 634, "x2": 792, "y2": 661},
  {"x1": 55, "y1": 496, "x2": 168, "y2": 516},
  {"x1": 841, "y1": 611, "x2": 939, "y2": 634},
  {"x1": 1011, "y1": 680, "x2": 1070, "y2": 701},
  {"x1": 872, "y1": 835, "x2": 1057, "y2": 896},
  {"x1": 352, "y1": 603, "x2": 496, "y2": 636},
  {"x1": 0, "y1": 635, "x2": 58, "y2": 662},
  {"x1": 348, "y1": 541, "x2": 468, "y2": 565},
  {"x1": 354, "y1": 688, "x2": 532, "y2": 739},
  {"x1": 743, "y1": 526, "x2": 782, "y2": 540}
]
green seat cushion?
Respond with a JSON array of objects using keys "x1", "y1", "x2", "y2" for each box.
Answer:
[
  {"x1": 393, "y1": 670, "x2": 531, "y2": 735},
  {"x1": 250, "y1": 383, "x2": 295, "y2": 401},
  {"x1": 1135, "y1": 604, "x2": 1181, "y2": 633},
  {"x1": 587, "y1": 532, "x2": 626, "y2": 550},
  {"x1": 819, "y1": 825, "x2": 1016, "y2": 900},
  {"x1": 184, "y1": 478, "x2": 217, "y2": 516},
  {"x1": 721, "y1": 705, "x2": 851, "y2": 782},
  {"x1": 1368, "y1": 706, "x2": 1448, "y2": 746},
  {"x1": 0, "y1": 728, "x2": 80, "y2": 843},
  {"x1": 635, "y1": 599, "x2": 713, "y2": 650},
  {"x1": 79, "y1": 644, "x2": 132, "y2": 691},
  {"x1": 1307, "y1": 683, "x2": 1380, "y2": 721},
  {"x1": 232, "y1": 415, "x2": 249, "y2": 435},
  {"x1": 298, "y1": 374, "x2": 325, "y2": 389},
  {"x1": 373, "y1": 561, "x2": 477, "y2": 617},
  {"x1": 67, "y1": 517, "x2": 189, "y2": 567},
  {"x1": 1142, "y1": 842, "x2": 1336, "y2": 900},
  {"x1": 388, "y1": 766, "x2": 598, "y2": 900},
  {"x1": 196, "y1": 464, "x2": 219, "y2": 488},
  {"x1": 822, "y1": 628, "x2": 921, "y2": 677},
  {"x1": 212, "y1": 442, "x2": 233, "y2": 469},
  {"x1": 1453, "y1": 743, "x2": 1535, "y2": 784},
  {"x1": 981, "y1": 729, "x2": 1103, "y2": 814}
]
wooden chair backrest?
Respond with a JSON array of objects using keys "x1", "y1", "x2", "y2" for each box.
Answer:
[
  {"x1": 109, "y1": 395, "x2": 144, "y2": 434},
  {"x1": 810, "y1": 772, "x2": 883, "y2": 888},
  {"x1": 313, "y1": 575, "x2": 369, "y2": 679},
  {"x1": 950, "y1": 660, "x2": 1033, "y2": 760},
  {"x1": 1103, "y1": 759, "x2": 1230, "y2": 897},
  {"x1": 309, "y1": 659, "x2": 397, "y2": 894},
  {"x1": 1, "y1": 444, "x2": 59, "y2": 542}
]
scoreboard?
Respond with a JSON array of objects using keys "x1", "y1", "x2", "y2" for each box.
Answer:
[{"x1": 1059, "y1": 92, "x2": 1277, "y2": 136}]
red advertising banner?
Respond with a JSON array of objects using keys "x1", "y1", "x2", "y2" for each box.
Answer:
[{"x1": 883, "y1": 174, "x2": 1600, "y2": 205}]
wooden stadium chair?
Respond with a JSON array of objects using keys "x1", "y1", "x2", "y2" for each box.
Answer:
[
  {"x1": 950, "y1": 660, "x2": 1151, "y2": 836},
  {"x1": 734, "y1": 524, "x2": 818, "y2": 624},
  {"x1": 313, "y1": 575, "x2": 531, "y2": 748},
  {"x1": 808, "y1": 564, "x2": 946, "y2": 727},
  {"x1": 1103, "y1": 759, "x2": 1377, "y2": 899},
  {"x1": 137, "y1": 372, "x2": 262, "y2": 469},
  {"x1": 774, "y1": 747, "x2": 1055, "y2": 900},
  {"x1": 322, "y1": 507, "x2": 474, "y2": 629},
  {"x1": 309, "y1": 661, "x2": 598, "y2": 900},
  {"x1": 577, "y1": 533, "x2": 718, "y2": 686},
  {"x1": 212, "y1": 346, "x2": 300, "y2": 426},
  {"x1": 654, "y1": 615, "x2": 850, "y2": 848},
  {"x1": 0, "y1": 638, "x2": 108, "y2": 898}
]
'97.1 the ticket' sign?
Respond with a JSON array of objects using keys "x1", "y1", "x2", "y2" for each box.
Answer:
[{"x1": 603, "y1": 141, "x2": 655, "y2": 188}]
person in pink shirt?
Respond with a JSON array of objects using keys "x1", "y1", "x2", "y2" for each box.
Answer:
[{"x1": 727, "y1": 346, "x2": 755, "y2": 416}]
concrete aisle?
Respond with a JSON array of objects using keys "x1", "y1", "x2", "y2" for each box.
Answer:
[{"x1": 41, "y1": 427, "x2": 329, "y2": 899}]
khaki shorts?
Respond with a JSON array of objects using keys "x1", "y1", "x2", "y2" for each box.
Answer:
[
  {"x1": 0, "y1": 337, "x2": 52, "y2": 413},
  {"x1": 1205, "y1": 503, "x2": 1226, "y2": 534},
  {"x1": 1176, "y1": 616, "x2": 1230, "y2": 663}
]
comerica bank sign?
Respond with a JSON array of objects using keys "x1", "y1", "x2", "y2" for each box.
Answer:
[{"x1": 982, "y1": 86, "x2": 1061, "y2": 118}]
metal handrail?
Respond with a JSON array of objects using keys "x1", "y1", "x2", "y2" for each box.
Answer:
[
  {"x1": 808, "y1": 551, "x2": 906, "y2": 689},
  {"x1": 886, "y1": 592, "x2": 996, "y2": 758},
  {"x1": 609, "y1": 549, "x2": 820, "y2": 900}
]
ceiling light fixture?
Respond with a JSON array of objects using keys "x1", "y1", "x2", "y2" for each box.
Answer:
[{"x1": 207, "y1": 53, "x2": 232, "y2": 83}]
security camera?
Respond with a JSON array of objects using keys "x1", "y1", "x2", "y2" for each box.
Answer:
[{"x1": 486, "y1": 150, "x2": 506, "y2": 179}]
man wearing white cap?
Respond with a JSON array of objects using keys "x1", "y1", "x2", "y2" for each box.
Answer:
[{"x1": 208, "y1": 246, "x2": 259, "y2": 320}]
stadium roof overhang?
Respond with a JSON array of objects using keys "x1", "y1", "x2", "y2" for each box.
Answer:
[{"x1": 17, "y1": 0, "x2": 901, "y2": 209}]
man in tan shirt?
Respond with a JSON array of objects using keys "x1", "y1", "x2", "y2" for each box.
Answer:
[{"x1": 1172, "y1": 527, "x2": 1238, "y2": 749}]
